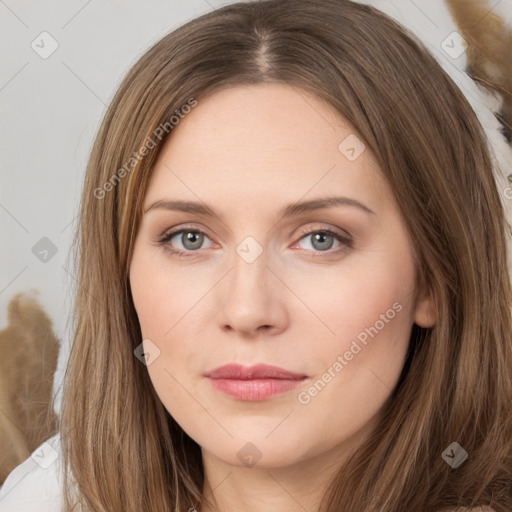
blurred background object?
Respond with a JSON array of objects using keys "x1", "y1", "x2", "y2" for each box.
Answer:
[{"x1": 0, "y1": 292, "x2": 59, "y2": 484}]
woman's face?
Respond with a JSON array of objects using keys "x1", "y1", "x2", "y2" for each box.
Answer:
[{"x1": 129, "y1": 83, "x2": 435, "y2": 470}]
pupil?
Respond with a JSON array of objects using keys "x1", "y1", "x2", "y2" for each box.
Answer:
[
  {"x1": 313, "y1": 232, "x2": 333, "y2": 251},
  {"x1": 183, "y1": 231, "x2": 203, "y2": 250}
]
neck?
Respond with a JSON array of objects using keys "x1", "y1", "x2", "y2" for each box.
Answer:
[{"x1": 198, "y1": 426, "x2": 373, "y2": 512}]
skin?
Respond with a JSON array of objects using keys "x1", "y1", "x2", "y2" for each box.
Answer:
[{"x1": 129, "y1": 83, "x2": 436, "y2": 512}]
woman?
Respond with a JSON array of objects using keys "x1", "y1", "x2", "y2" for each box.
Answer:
[{"x1": 1, "y1": 0, "x2": 511, "y2": 510}]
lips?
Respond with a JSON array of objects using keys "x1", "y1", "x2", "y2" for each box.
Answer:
[
  {"x1": 205, "y1": 364, "x2": 308, "y2": 401},
  {"x1": 205, "y1": 363, "x2": 307, "y2": 380}
]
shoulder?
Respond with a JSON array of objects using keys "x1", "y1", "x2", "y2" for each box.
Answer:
[{"x1": 0, "y1": 434, "x2": 64, "y2": 512}]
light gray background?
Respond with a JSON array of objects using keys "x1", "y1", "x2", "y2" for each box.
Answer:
[
  {"x1": 1, "y1": 0, "x2": 241, "y2": 416},
  {"x1": 1, "y1": 0, "x2": 511, "y2": 417}
]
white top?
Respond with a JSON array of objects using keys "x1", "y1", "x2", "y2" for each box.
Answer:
[{"x1": 0, "y1": 434, "x2": 64, "y2": 512}]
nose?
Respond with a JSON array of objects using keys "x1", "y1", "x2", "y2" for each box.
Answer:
[{"x1": 217, "y1": 245, "x2": 289, "y2": 338}]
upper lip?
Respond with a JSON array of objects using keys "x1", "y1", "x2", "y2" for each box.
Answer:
[{"x1": 205, "y1": 364, "x2": 307, "y2": 380}]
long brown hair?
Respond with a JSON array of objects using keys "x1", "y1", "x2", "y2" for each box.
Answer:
[{"x1": 57, "y1": 0, "x2": 512, "y2": 510}]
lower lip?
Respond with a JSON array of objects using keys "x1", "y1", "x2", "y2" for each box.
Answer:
[{"x1": 208, "y1": 378, "x2": 305, "y2": 401}]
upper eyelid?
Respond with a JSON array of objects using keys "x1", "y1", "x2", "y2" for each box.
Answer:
[
  {"x1": 295, "y1": 224, "x2": 352, "y2": 240},
  {"x1": 158, "y1": 224, "x2": 214, "y2": 242}
]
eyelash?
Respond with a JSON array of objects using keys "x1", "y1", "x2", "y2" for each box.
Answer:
[{"x1": 155, "y1": 224, "x2": 354, "y2": 259}]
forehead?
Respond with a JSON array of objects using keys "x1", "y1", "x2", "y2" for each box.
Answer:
[{"x1": 144, "y1": 83, "x2": 392, "y2": 217}]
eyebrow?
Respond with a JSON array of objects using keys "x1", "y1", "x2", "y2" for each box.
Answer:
[{"x1": 144, "y1": 196, "x2": 376, "y2": 220}]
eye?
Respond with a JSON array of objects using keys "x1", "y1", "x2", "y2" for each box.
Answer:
[
  {"x1": 292, "y1": 227, "x2": 354, "y2": 255},
  {"x1": 157, "y1": 227, "x2": 213, "y2": 257},
  {"x1": 155, "y1": 224, "x2": 354, "y2": 258}
]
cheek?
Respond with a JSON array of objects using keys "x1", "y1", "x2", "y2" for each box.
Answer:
[
  {"x1": 129, "y1": 254, "x2": 201, "y2": 424},
  {"x1": 292, "y1": 246, "x2": 416, "y2": 439},
  {"x1": 129, "y1": 250, "x2": 208, "y2": 339},
  {"x1": 285, "y1": 243, "x2": 416, "y2": 359},
  {"x1": 129, "y1": 250, "x2": 214, "y2": 404}
]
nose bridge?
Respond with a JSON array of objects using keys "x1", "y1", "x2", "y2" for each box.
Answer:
[
  {"x1": 217, "y1": 234, "x2": 286, "y2": 333},
  {"x1": 230, "y1": 235, "x2": 271, "y2": 300}
]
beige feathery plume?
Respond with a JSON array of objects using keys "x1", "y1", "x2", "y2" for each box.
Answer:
[
  {"x1": 0, "y1": 292, "x2": 59, "y2": 484},
  {"x1": 446, "y1": 0, "x2": 512, "y2": 144}
]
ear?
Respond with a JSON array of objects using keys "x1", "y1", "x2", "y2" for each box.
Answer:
[{"x1": 413, "y1": 281, "x2": 437, "y2": 328}]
